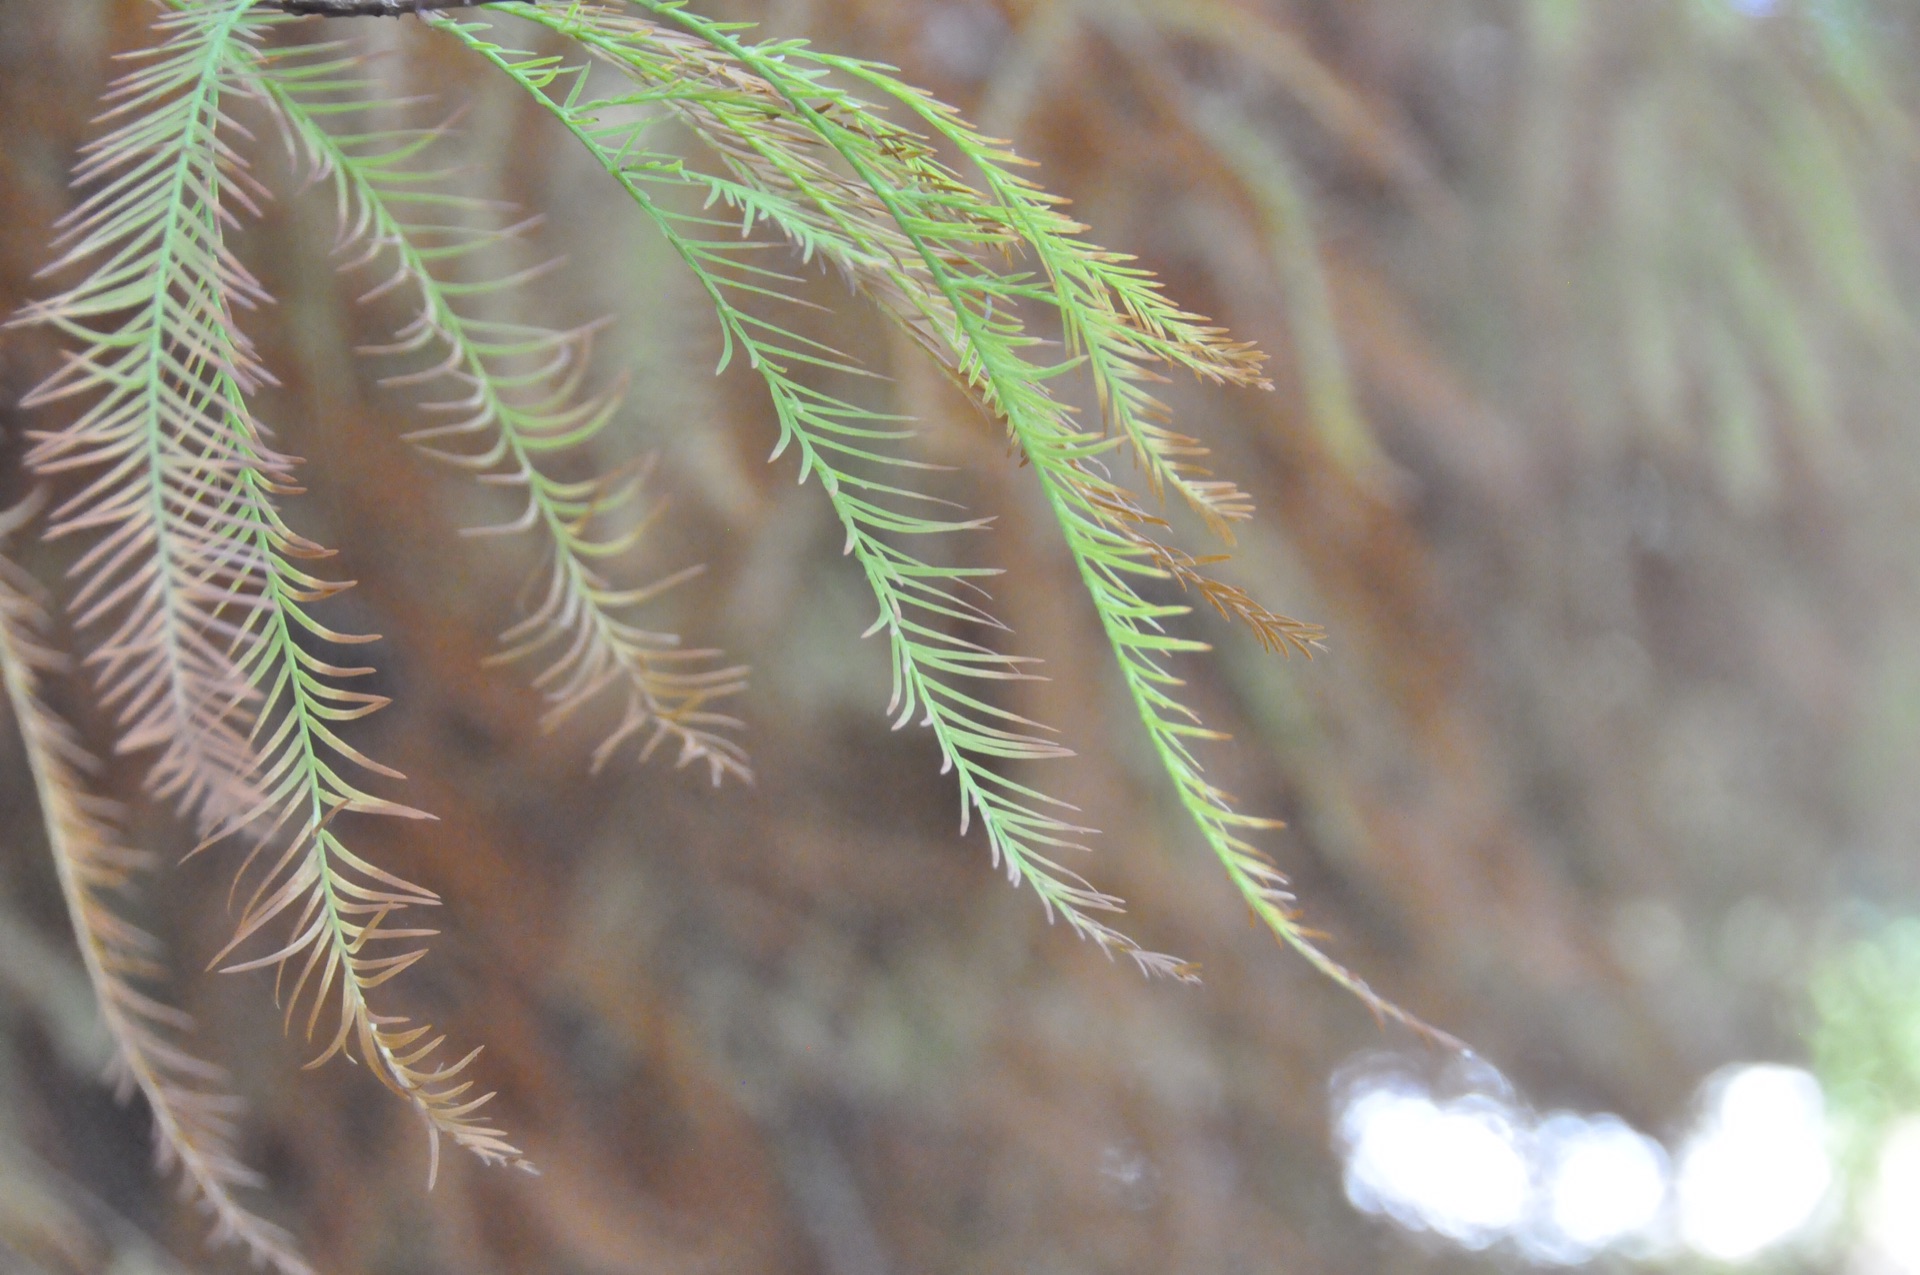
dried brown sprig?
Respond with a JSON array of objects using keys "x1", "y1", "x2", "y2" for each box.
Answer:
[{"x1": 0, "y1": 497, "x2": 311, "y2": 1275}]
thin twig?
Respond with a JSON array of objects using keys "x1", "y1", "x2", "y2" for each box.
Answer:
[{"x1": 269, "y1": 0, "x2": 518, "y2": 16}]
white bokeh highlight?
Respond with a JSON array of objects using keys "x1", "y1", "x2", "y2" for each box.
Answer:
[
  {"x1": 1673, "y1": 1065, "x2": 1833, "y2": 1262},
  {"x1": 1533, "y1": 1113, "x2": 1669, "y2": 1262},
  {"x1": 1341, "y1": 1085, "x2": 1529, "y2": 1248},
  {"x1": 1333, "y1": 1057, "x2": 1842, "y2": 1267}
]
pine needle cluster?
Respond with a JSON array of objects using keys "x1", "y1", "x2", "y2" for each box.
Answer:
[{"x1": 1, "y1": 1, "x2": 1443, "y2": 1266}]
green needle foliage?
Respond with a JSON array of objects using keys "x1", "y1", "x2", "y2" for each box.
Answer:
[{"x1": 2, "y1": 0, "x2": 1445, "y2": 1266}]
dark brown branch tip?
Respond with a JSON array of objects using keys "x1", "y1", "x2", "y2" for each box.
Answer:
[{"x1": 268, "y1": 0, "x2": 520, "y2": 16}]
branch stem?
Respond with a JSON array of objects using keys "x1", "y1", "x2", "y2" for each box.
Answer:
[{"x1": 269, "y1": 0, "x2": 514, "y2": 16}]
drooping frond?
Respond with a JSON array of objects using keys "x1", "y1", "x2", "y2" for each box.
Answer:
[
  {"x1": 433, "y1": 14, "x2": 1192, "y2": 980},
  {"x1": 258, "y1": 43, "x2": 749, "y2": 781},
  {"x1": 671, "y1": 11, "x2": 1430, "y2": 1024},
  {"x1": 190, "y1": 295, "x2": 527, "y2": 1180},
  {"x1": 18, "y1": 0, "x2": 528, "y2": 1179},
  {"x1": 8, "y1": 1, "x2": 285, "y2": 831},
  {"x1": 189, "y1": 450, "x2": 532, "y2": 1181},
  {"x1": 0, "y1": 502, "x2": 312, "y2": 1275},
  {"x1": 458, "y1": 1, "x2": 1436, "y2": 1027}
]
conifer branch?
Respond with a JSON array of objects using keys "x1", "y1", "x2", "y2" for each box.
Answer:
[
  {"x1": 18, "y1": 0, "x2": 529, "y2": 1191},
  {"x1": 486, "y1": 0, "x2": 1443, "y2": 1034},
  {"x1": 435, "y1": 15, "x2": 1193, "y2": 978},
  {"x1": 7, "y1": 0, "x2": 1466, "y2": 1259}
]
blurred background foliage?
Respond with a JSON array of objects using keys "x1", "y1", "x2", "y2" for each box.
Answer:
[{"x1": 5, "y1": 0, "x2": 1920, "y2": 1270}]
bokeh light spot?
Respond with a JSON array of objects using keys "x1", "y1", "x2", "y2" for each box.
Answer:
[
  {"x1": 1673, "y1": 1065, "x2": 1833, "y2": 1262},
  {"x1": 1533, "y1": 1113, "x2": 1669, "y2": 1261}
]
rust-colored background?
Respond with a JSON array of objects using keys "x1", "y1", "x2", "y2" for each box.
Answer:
[{"x1": 4, "y1": 2, "x2": 1920, "y2": 1272}]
